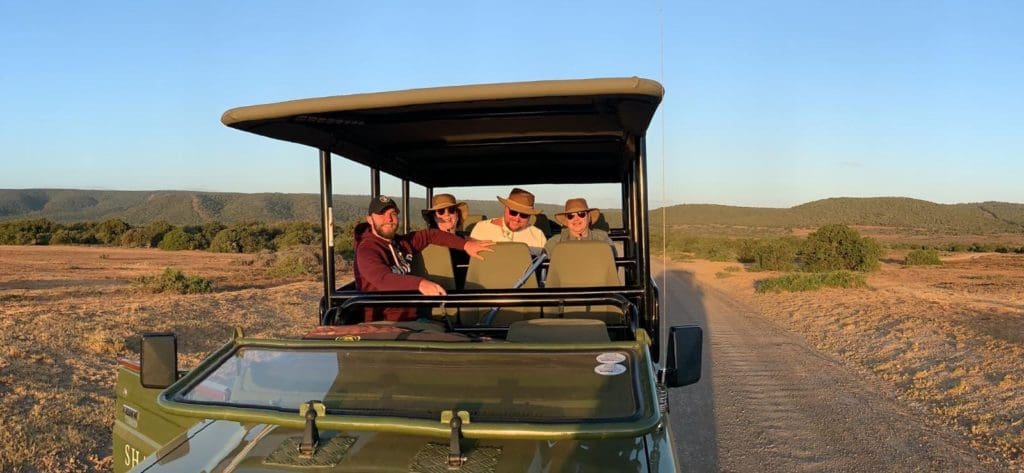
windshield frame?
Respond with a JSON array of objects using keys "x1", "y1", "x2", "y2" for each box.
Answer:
[{"x1": 157, "y1": 336, "x2": 662, "y2": 440}]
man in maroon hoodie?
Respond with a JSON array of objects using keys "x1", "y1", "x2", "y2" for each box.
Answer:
[{"x1": 354, "y1": 195, "x2": 493, "y2": 321}]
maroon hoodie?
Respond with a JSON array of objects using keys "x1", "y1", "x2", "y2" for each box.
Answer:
[{"x1": 353, "y1": 223, "x2": 467, "y2": 321}]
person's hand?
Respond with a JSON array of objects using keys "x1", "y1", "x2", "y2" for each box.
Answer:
[
  {"x1": 418, "y1": 279, "x2": 447, "y2": 296},
  {"x1": 464, "y1": 239, "x2": 495, "y2": 260}
]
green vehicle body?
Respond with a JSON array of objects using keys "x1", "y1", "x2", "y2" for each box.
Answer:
[{"x1": 113, "y1": 78, "x2": 702, "y2": 472}]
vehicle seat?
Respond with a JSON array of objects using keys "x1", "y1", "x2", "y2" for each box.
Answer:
[
  {"x1": 544, "y1": 240, "x2": 623, "y2": 323},
  {"x1": 410, "y1": 244, "x2": 456, "y2": 290},
  {"x1": 461, "y1": 242, "x2": 539, "y2": 325},
  {"x1": 507, "y1": 318, "x2": 610, "y2": 343}
]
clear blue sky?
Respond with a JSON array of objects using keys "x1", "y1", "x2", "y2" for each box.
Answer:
[{"x1": 1, "y1": 1, "x2": 1021, "y2": 209}]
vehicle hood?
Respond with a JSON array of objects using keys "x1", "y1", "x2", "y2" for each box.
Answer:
[{"x1": 135, "y1": 420, "x2": 661, "y2": 472}]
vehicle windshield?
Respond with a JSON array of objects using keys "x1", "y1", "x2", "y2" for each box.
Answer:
[{"x1": 177, "y1": 345, "x2": 641, "y2": 423}]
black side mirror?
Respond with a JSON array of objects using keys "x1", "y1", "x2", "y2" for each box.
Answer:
[
  {"x1": 662, "y1": 325, "x2": 702, "y2": 387},
  {"x1": 140, "y1": 333, "x2": 178, "y2": 389}
]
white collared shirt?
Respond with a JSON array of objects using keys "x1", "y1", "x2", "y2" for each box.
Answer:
[{"x1": 469, "y1": 218, "x2": 547, "y2": 256}]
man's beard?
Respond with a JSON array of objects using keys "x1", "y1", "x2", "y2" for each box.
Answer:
[
  {"x1": 374, "y1": 222, "x2": 397, "y2": 239},
  {"x1": 504, "y1": 216, "x2": 526, "y2": 232}
]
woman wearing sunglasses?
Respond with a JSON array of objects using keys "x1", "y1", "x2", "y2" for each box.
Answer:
[
  {"x1": 544, "y1": 198, "x2": 614, "y2": 255},
  {"x1": 469, "y1": 187, "x2": 548, "y2": 256},
  {"x1": 422, "y1": 193, "x2": 469, "y2": 236}
]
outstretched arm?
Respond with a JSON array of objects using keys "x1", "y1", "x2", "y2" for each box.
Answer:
[{"x1": 463, "y1": 239, "x2": 494, "y2": 260}]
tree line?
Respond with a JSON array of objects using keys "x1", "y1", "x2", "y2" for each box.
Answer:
[{"x1": 0, "y1": 218, "x2": 364, "y2": 257}]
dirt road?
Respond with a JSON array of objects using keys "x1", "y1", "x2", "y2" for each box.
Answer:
[{"x1": 657, "y1": 262, "x2": 996, "y2": 472}]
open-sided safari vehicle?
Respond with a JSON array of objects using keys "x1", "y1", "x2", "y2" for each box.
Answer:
[{"x1": 113, "y1": 78, "x2": 702, "y2": 472}]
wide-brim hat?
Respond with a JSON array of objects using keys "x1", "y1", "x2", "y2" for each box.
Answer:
[
  {"x1": 555, "y1": 198, "x2": 600, "y2": 225},
  {"x1": 421, "y1": 193, "x2": 468, "y2": 222},
  {"x1": 497, "y1": 188, "x2": 541, "y2": 216}
]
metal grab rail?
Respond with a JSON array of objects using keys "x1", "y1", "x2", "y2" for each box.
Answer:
[{"x1": 332, "y1": 289, "x2": 639, "y2": 330}]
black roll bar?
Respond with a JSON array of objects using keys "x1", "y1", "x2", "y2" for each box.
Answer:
[{"x1": 318, "y1": 149, "x2": 336, "y2": 307}]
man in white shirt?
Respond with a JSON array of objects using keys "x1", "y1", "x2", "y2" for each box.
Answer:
[{"x1": 469, "y1": 188, "x2": 547, "y2": 256}]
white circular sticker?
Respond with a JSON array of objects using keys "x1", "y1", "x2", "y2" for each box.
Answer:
[
  {"x1": 596, "y1": 352, "x2": 627, "y2": 364},
  {"x1": 594, "y1": 363, "x2": 627, "y2": 376}
]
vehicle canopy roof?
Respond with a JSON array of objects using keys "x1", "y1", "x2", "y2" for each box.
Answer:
[{"x1": 222, "y1": 77, "x2": 663, "y2": 187}]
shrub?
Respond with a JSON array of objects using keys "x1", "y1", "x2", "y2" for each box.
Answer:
[
  {"x1": 274, "y1": 221, "x2": 320, "y2": 248},
  {"x1": 333, "y1": 220, "x2": 364, "y2": 259},
  {"x1": 133, "y1": 268, "x2": 213, "y2": 294},
  {"x1": 0, "y1": 218, "x2": 56, "y2": 245},
  {"x1": 121, "y1": 220, "x2": 174, "y2": 248},
  {"x1": 750, "y1": 238, "x2": 798, "y2": 271},
  {"x1": 904, "y1": 249, "x2": 942, "y2": 266},
  {"x1": 158, "y1": 228, "x2": 203, "y2": 251},
  {"x1": 799, "y1": 224, "x2": 882, "y2": 272},
  {"x1": 756, "y1": 271, "x2": 868, "y2": 293},
  {"x1": 94, "y1": 218, "x2": 131, "y2": 245},
  {"x1": 266, "y1": 245, "x2": 323, "y2": 278},
  {"x1": 209, "y1": 223, "x2": 277, "y2": 253}
]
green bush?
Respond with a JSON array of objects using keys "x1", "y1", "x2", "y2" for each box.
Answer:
[
  {"x1": 49, "y1": 228, "x2": 97, "y2": 245},
  {"x1": 266, "y1": 245, "x2": 322, "y2": 278},
  {"x1": 749, "y1": 238, "x2": 798, "y2": 271},
  {"x1": 904, "y1": 249, "x2": 942, "y2": 265},
  {"x1": 133, "y1": 268, "x2": 213, "y2": 294},
  {"x1": 274, "y1": 221, "x2": 320, "y2": 248},
  {"x1": 0, "y1": 218, "x2": 56, "y2": 245},
  {"x1": 121, "y1": 220, "x2": 174, "y2": 248},
  {"x1": 332, "y1": 220, "x2": 364, "y2": 259},
  {"x1": 756, "y1": 271, "x2": 868, "y2": 293},
  {"x1": 209, "y1": 223, "x2": 278, "y2": 253},
  {"x1": 94, "y1": 218, "x2": 131, "y2": 245},
  {"x1": 799, "y1": 224, "x2": 882, "y2": 272},
  {"x1": 158, "y1": 228, "x2": 203, "y2": 251}
]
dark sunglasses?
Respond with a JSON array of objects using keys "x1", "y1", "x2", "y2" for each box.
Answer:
[
  {"x1": 434, "y1": 207, "x2": 458, "y2": 216},
  {"x1": 507, "y1": 208, "x2": 531, "y2": 218},
  {"x1": 567, "y1": 211, "x2": 588, "y2": 220}
]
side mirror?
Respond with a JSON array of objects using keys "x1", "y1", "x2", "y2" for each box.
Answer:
[
  {"x1": 662, "y1": 325, "x2": 702, "y2": 387},
  {"x1": 140, "y1": 333, "x2": 178, "y2": 389}
]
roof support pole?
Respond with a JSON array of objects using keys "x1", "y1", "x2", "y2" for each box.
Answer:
[
  {"x1": 622, "y1": 173, "x2": 633, "y2": 258},
  {"x1": 401, "y1": 179, "x2": 411, "y2": 233},
  {"x1": 370, "y1": 168, "x2": 381, "y2": 197},
  {"x1": 636, "y1": 137, "x2": 657, "y2": 348},
  {"x1": 318, "y1": 149, "x2": 336, "y2": 308},
  {"x1": 426, "y1": 187, "x2": 434, "y2": 209}
]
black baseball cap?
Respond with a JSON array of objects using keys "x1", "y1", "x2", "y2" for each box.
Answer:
[{"x1": 368, "y1": 195, "x2": 399, "y2": 215}]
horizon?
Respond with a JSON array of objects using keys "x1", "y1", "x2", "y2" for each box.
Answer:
[
  {"x1": 3, "y1": 187, "x2": 1022, "y2": 210},
  {"x1": 2, "y1": 2, "x2": 1022, "y2": 208}
]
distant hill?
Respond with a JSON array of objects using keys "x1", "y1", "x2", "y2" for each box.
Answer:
[
  {"x1": 651, "y1": 197, "x2": 1024, "y2": 233},
  {"x1": 2, "y1": 190, "x2": 1022, "y2": 234},
  {"x1": 0, "y1": 189, "x2": 565, "y2": 226}
]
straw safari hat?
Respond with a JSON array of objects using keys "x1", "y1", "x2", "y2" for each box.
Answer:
[
  {"x1": 555, "y1": 198, "x2": 600, "y2": 225},
  {"x1": 421, "y1": 193, "x2": 468, "y2": 223},
  {"x1": 497, "y1": 188, "x2": 541, "y2": 215}
]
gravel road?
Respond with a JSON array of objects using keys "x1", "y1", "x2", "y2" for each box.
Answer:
[{"x1": 656, "y1": 262, "x2": 998, "y2": 472}]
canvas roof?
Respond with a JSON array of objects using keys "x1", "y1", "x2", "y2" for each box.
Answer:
[{"x1": 222, "y1": 77, "x2": 663, "y2": 188}]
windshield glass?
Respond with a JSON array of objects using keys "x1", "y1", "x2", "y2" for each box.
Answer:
[{"x1": 177, "y1": 346, "x2": 640, "y2": 422}]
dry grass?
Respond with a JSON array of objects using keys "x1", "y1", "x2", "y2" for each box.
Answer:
[
  {"x1": 0, "y1": 246, "x2": 338, "y2": 472},
  {"x1": 678, "y1": 252, "x2": 1024, "y2": 470}
]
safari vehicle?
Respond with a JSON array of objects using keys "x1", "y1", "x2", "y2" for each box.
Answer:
[{"x1": 112, "y1": 77, "x2": 702, "y2": 472}]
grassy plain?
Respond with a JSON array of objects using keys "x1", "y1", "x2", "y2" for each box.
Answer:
[{"x1": 0, "y1": 246, "x2": 329, "y2": 472}]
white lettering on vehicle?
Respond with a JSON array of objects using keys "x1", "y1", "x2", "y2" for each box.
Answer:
[{"x1": 124, "y1": 444, "x2": 140, "y2": 468}]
